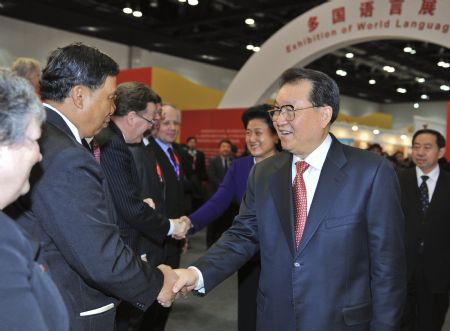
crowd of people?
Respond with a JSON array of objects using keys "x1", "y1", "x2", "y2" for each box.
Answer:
[{"x1": 1, "y1": 42, "x2": 449, "y2": 331}]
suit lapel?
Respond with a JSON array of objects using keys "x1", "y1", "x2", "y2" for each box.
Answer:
[
  {"x1": 297, "y1": 138, "x2": 348, "y2": 256},
  {"x1": 44, "y1": 107, "x2": 77, "y2": 141},
  {"x1": 269, "y1": 152, "x2": 296, "y2": 257}
]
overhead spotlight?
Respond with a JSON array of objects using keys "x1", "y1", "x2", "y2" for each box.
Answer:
[
  {"x1": 413, "y1": 102, "x2": 420, "y2": 109},
  {"x1": 133, "y1": 10, "x2": 142, "y2": 17},
  {"x1": 252, "y1": 46, "x2": 260, "y2": 52},
  {"x1": 415, "y1": 77, "x2": 425, "y2": 83},
  {"x1": 373, "y1": 129, "x2": 380, "y2": 135},
  {"x1": 188, "y1": 0, "x2": 199, "y2": 5},
  {"x1": 369, "y1": 79, "x2": 376, "y2": 85},
  {"x1": 410, "y1": 49, "x2": 416, "y2": 54},
  {"x1": 440, "y1": 84, "x2": 450, "y2": 91},
  {"x1": 123, "y1": 6, "x2": 133, "y2": 14},
  {"x1": 383, "y1": 65, "x2": 395, "y2": 73},
  {"x1": 178, "y1": 0, "x2": 187, "y2": 2},
  {"x1": 351, "y1": 125, "x2": 359, "y2": 132},
  {"x1": 400, "y1": 134, "x2": 407, "y2": 140},
  {"x1": 149, "y1": 0, "x2": 158, "y2": 7},
  {"x1": 336, "y1": 69, "x2": 347, "y2": 77},
  {"x1": 245, "y1": 18, "x2": 255, "y2": 25},
  {"x1": 420, "y1": 94, "x2": 429, "y2": 100},
  {"x1": 345, "y1": 52, "x2": 354, "y2": 59},
  {"x1": 246, "y1": 44, "x2": 254, "y2": 50},
  {"x1": 396, "y1": 87, "x2": 407, "y2": 94},
  {"x1": 403, "y1": 46, "x2": 412, "y2": 53},
  {"x1": 438, "y1": 61, "x2": 450, "y2": 68}
]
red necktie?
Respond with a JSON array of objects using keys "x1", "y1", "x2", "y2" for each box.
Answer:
[
  {"x1": 293, "y1": 161, "x2": 309, "y2": 249},
  {"x1": 90, "y1": 139, "x2": 101, "y2": 163}
]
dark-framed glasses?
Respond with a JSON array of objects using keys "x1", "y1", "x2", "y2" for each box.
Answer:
[
  {"x1": 267, "y1": 104, "x2": 319, "y2": 121},
  {"x1": 136, "y1": 113, "x2": 155, "y2": 126}
]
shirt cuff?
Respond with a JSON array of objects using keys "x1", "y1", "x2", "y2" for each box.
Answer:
[
  {"x1": 167, "y1": 219, "x2": 174, "y2": 236},
  {"x1": 188, "y1": 266, "x2": 205, "y2": 293}
]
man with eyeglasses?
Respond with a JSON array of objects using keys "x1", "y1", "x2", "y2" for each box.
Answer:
[
  {"x1": 94, "y1": 82, "x2": 191, "y2": 331},
  {"x1": 173, "y1": 68, "x2": 406, "y2": 331}
]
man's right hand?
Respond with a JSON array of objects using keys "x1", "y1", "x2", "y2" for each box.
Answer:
[{"x1": 172, "y1": 268, "x2": 199, "y2": 297}]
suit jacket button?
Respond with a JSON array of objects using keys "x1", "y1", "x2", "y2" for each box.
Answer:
[{"x1": 294, "y1": 262, "x2": 301, "y2": 268}]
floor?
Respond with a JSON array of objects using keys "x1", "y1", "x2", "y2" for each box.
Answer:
[{"x1": 166, "y1": 229, "x2": 450, "y2": 331}]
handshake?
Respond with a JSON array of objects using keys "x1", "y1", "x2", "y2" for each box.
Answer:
[
  {"x1": 156, "y1": 265, "x2": 200, "y2": 307},
  {"x1": 143, "y1": 198, "x2": 192, "y2": 240}
]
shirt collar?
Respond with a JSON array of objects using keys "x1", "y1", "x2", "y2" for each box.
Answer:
[
  {"x1": 416, "y1": 164, "x2": 440, "y2": 182},
  {"x1": 293, "y1": 134, "x2": 332, "y2": 171},
  {"x1": 43, "y1": 103, "x2": 82, "y2": 144},
  {"x1": 155, "y1": 137, "x2": 172, "y2": 152}
]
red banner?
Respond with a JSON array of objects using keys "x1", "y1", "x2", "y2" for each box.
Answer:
[{"x1": 180, "y1": 108, "x2": 246, "y2": 162}]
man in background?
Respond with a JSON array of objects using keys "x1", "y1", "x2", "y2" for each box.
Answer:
[
  {"x1": 400, "y1": 129, "x2": 450, "y2": 331},
  {"x1": 11, "y1": 57, "x2": 41, "y2": 93}
]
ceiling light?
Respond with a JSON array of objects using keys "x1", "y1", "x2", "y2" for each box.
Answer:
[
  {"x1": 252, "y1": 46, "x2": 260, "y2": 52},
  {"x1": 200, "y1": 54, "x2": 218, "y2": 61},
  {"x1": 373, "y1": 129, "x2": 380, "y2": 135},
  {"x1": 245, "y1": 18, "x2": 255, "y2": 25},
  {"x1": 133, "y1": 10, "x2": 142, "y2": 17},
  {"x1": 178, "y1": 0, "x2": 187, "y2": 2},
  {"x1": 420, "y1": 94, "x2": 429, "y2": 100},
  {"x1": 369, "y1": 79, "x2": 376, "y2": 85},
  {"x1": 413, "y1": 102, "x2": 420, "y2": 109},
  {"x1": 246, "y1": 44, "x2": 254, "y2": 50},
  {"x1": 383, "y1": 65, "x2": 395, "y2": 73},
  {"x1": 351, "y1": 125, "x2": 359, "y2": 131},
  {"x1": 396, "y1": 87, "x2": 407, "y2": 93},
  {"x1": 123, "y1": 6, "x2": 132, "y2": 14},
  {"x1": 345, "y1": 52, "x2": 354, "y2": 59},
  {"x1": 336, "y1": 69, "x2": 347, "y2": 77},
  {"x1": 440, "y1": 84, "x2": 450, "y2": 91},
  {"x1": 410, "y1": 49, "x2": 416, "y2": 54},
  {"x1": 415, "y1": 77, "x2": 425, "y2": 83},
  {"x1": 188, "y1": 0, "x2": 199, "y2": 5},
  {"x1": 400, "y1": 134, "x2": 407, "y2": 140},
  {"x1": 437, "y1": 60, "x2": 450, "y2": 68},
  {"x1": 149, "y1": 0, "x2": 158, "y2": 7},
  {"x1": 403, "y1": 46, "x2": 412, "y2": 53}
]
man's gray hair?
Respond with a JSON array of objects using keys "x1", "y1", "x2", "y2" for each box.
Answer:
[{"x1": 0, "y1": 69, "x2": 45, "y2": 145}]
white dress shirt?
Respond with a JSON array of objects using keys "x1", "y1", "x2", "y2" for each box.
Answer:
[
  {"x1": 415, "y1": 164, "x2": 440, "y2": 202},
  {"x1": 43, "y1": 103, "x2": 82, "y2": 144},
  {"x1": 191, "y1": 134, "x2": 333, "y2": 291}
]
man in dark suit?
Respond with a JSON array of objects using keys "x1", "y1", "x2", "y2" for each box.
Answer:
[
  {"x1": 95, "y1": 82, "x2": 190, "y2": 330},
  {"x1": 140, "y1": 104, "x2": 192, "y2": 330},
  {"x1": 184, "y1": 136, "x2": 208, "y2": 211},
  {"x1": 399, "y1": 129, "x2": 450, "y2": 331},
  {"x1": 6, "y1": 43, "x2": 177, "y2": 331},
  {"x1": 206, "y1": 139, "x2": 237, "y2": 246},
  {"x1": 173, "y1": 68, "x2": 406, "y2": 331}
]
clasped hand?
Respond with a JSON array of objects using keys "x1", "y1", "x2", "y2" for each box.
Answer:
[
  {"x1": 156, "y1": 266, "x2": 199, "y2": 307},
  {"x1": 171, "y1": 216, "x2": 192, "y2": 239}
]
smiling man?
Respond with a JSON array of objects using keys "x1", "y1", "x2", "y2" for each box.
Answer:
[
  {"x1": 399, "y1": 129, "x2": 450, "y2": 331},
  {"x1": 173, "y1": 68, "x2": 406, "y2": 331}
]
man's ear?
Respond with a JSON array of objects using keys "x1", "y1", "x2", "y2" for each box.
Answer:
[
  {"x1": 319, "y1": 106, "x2": 333, "y2": 128},
  {"x1": 69, "y1": 85, "x2": 86, "y2": 109},
  {"x1": 438, "y1": 147, "x2": 446, "y2": 159}
]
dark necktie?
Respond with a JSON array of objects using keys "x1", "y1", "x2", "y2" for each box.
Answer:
[
  {"x1": 223, "y1": 158, "x2": 228, "y2": 172},
  {"x1": 293, "y1": 161, "x2": 309, "y2": 249},
  {"x1": 419, "y1": 175, "x2": 429, "y2": 213},
  {"x1": 167, "y1": 147, "x2": 180, "y2": 178}
]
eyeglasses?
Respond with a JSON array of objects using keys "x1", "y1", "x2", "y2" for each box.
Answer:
[
  {"x1": 267, "y1": 104, "x2": 319, "y2": 121},
  {"x1": 136, "y1": 113, "x2": 155, "y2": 126}
]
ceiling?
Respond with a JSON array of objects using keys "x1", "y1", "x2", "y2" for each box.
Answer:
[{"x1": 1, "y1": 0, "x2": 449, "y2": 104}]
